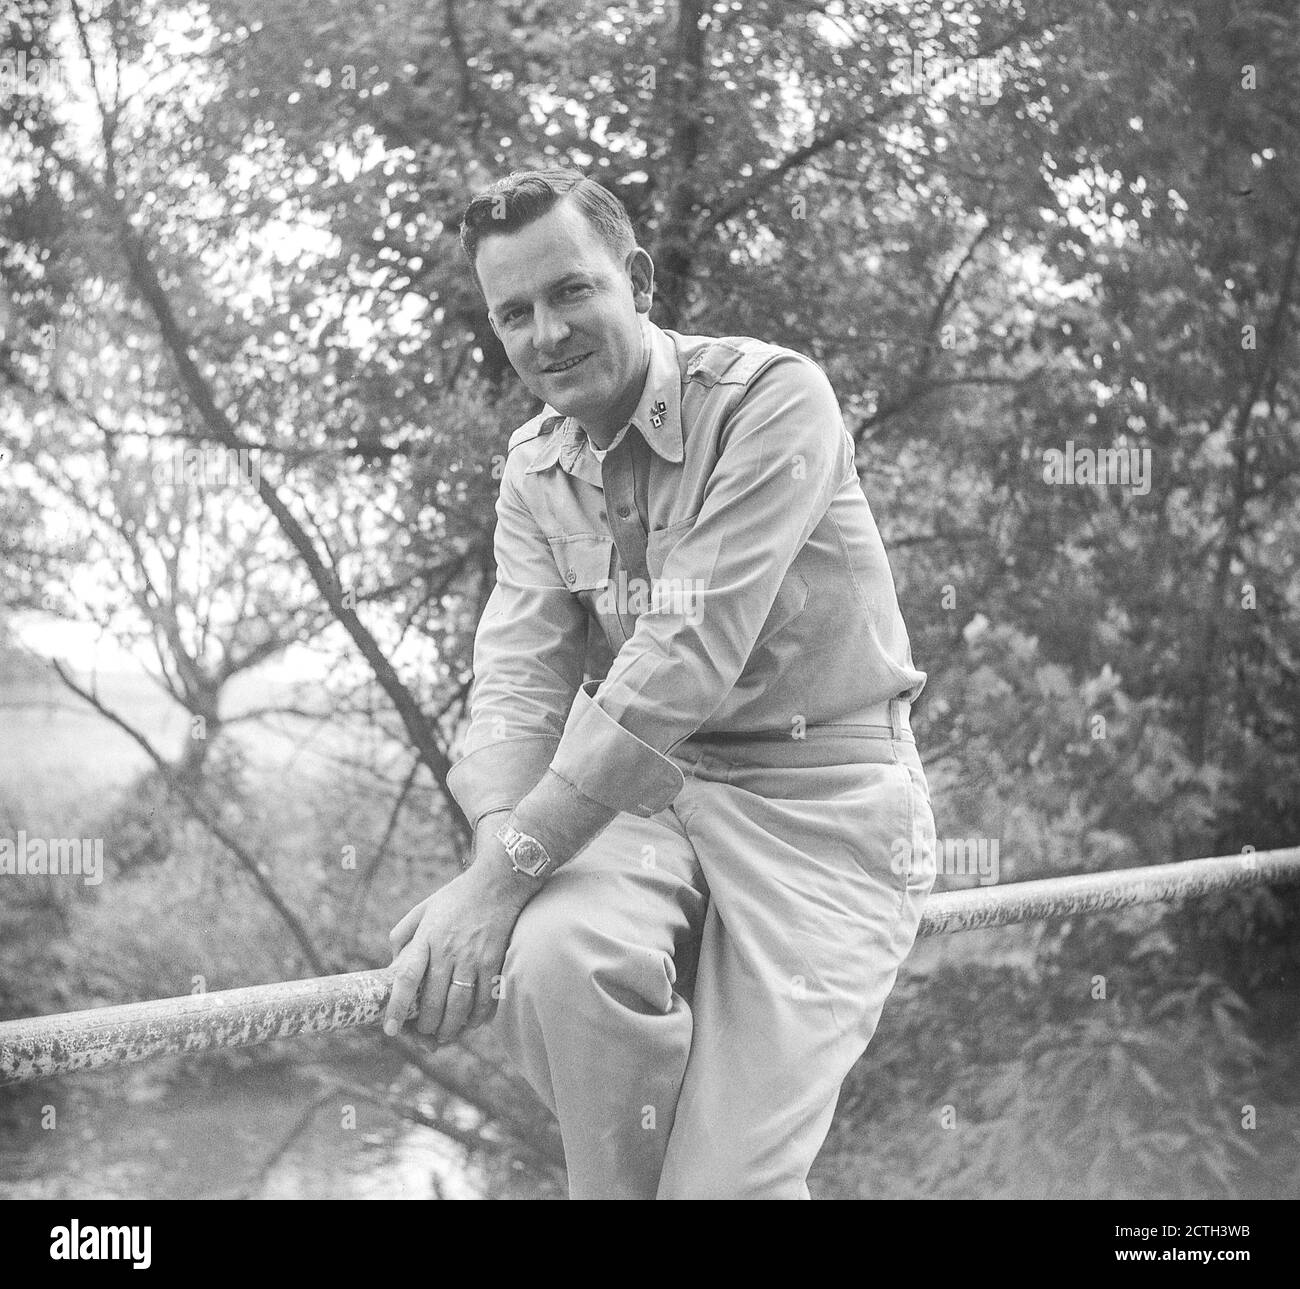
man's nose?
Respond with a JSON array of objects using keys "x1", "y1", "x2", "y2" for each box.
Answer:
[{"x1": 533, "y1": 305, "x2": 572, "y2": 353}]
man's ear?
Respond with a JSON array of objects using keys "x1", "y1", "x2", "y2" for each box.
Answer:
[{"x1": 628, "y1": 248, "x2": 655, "y2": 315}]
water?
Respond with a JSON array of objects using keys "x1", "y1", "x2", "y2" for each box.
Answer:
[{"x1": 0, "y1": 1050, "x2": 503, "y2": 1200}]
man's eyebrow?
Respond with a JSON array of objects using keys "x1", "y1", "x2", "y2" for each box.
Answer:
[{"x1": 493, "y1": 272, "x2": 591, "y2": 314}]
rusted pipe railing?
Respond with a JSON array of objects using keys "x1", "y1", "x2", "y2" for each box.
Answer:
[
  {"x1": 2, "y1": 848, "x2": 1297, "y2": 1087},
  {"x1": 915, "y1": 847, "x2": 1300, "y2": 935}
]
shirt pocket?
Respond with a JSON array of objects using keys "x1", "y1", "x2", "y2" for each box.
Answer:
[
  {"x1": 547, "y1": 533, "x2": 614, "y2": 592},
  {"x1": 645, "y1": 514, "x2": 810, "y2": 652},
  {"x1": 645, "y1": 513, "x2": 699, "y2": 580}
]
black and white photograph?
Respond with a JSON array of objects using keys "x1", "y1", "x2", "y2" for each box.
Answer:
[{"x1": 0, "y1": 0, "x2": 1296, "y2": 1232}]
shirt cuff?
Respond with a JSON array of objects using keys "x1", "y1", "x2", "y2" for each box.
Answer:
[
  {"x1": 509, "y1": 769, "x2": 618, "y2": 867},
  {"x1": 445, "y1": 734, "x2": 562, "y2": 829},
  {"x1": 551, "y1": 680, "x2": 686, "y2": 816}
]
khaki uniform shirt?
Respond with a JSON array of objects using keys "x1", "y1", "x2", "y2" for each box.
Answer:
[{"x1": 447, "y1": 321, "x2": 925, "y2": 852}]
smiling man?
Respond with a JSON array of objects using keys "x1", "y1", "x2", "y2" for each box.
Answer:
[{"x1": 384, "y1": 168, "x2": 937, "y2": 1199}]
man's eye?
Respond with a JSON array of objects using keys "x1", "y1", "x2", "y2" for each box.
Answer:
[
  {"x1": 502, "y1": 307, "x2": 527, "y2": 325},
  {"x1": 562, "y1": 284, "x2": 589, "y2": 298}
]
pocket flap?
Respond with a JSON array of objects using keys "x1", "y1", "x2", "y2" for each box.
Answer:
[{"x1": 548, "y1": 534, "x2": 614, "y2": 591}]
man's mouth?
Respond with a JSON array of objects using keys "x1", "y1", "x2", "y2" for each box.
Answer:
[{"x1": 543, "y1": 352, "x2": 593, "y2": 375}]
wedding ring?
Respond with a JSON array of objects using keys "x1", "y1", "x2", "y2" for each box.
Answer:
[{"x1": 450, "y1": 979, "x2": 475, "y2": 989}]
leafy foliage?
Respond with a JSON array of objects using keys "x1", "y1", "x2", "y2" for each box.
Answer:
[{"x1": 1, "y1": 0, "x2": 1296, "y2": 1196}]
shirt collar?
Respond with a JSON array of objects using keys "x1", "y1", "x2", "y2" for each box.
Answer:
[{"x1": 524, "y1": 322, "x2": 684, "y2": 481}]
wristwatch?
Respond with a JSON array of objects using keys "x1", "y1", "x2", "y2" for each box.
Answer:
[{"x1": 494, "y1": 821, "x2": 554, "y2": 879}]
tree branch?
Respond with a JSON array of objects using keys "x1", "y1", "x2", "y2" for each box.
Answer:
[
  {"x1": 49, "y1": 658, "x2": 330, "y2": 974},
  {"x1": 99, "y1": 190, "x2": 468, "y2": 844}
]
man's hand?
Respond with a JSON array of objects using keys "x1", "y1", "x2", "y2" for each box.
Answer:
[{"x1": 383, "y1": 815, "x2": 535, "y2": 1044}]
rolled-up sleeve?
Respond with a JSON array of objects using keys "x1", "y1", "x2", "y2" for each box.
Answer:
[
  {"x1": 511, "y1": 354, "x2": 851, "y2": 855},
  {"x1": 445, "y1": 458, "x2": 588, "y2": 830}
]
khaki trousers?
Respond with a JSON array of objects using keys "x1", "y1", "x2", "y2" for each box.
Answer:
[{"x1": 494, "y1": 730, "x2": 936, "y2": 1199}]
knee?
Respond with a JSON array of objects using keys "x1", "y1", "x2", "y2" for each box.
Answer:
[
  {"x1": 499, "y1": 899, "x2": 588, "y2": 1012},
  {"x1": 499, "y1": 897, "x2": 676, "y2": 1023}
]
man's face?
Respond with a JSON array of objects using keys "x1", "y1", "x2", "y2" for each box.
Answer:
[{"x1": 476, "y1": 199, "x2": 653, "y2": 438}]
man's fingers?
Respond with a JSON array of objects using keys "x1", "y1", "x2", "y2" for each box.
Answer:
[
  {"x1": 383, "y1": 944, "x2": 428, "y2": 1036},
  {"x1": 435, "y1": 972, "x2": 477, "y2": 1044},
  {"x1": 388, "y1": 897, "x2": 431, "y2": 961},
  {"x1": 416, "y1": 959, "x2": 452, "y2": 1036}
]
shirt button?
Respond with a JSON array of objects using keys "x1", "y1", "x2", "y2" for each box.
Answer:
[
  {"x1": 566, "y1": 570, "x2": 577, "y2": 584},
  {"x1": 617, "y1": 505, "x2": 631, "y2": 519}
]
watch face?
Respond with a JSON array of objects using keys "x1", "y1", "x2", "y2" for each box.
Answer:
[{"x1": 512, "y1": 836, "x2": 550, "y2": 876}]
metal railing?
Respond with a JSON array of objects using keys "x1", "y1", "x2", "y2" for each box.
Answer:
[{"x1": 3, "y1": 847, "x2": 1298, "y2": 1087}]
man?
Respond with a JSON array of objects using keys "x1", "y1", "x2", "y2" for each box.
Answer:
[{"x1": 384, "y1": 168, "x2": 936, "y2": 1199}]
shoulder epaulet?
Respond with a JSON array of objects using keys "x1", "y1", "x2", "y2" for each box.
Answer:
[
  {"x1": 506, "y1": 412, "x2": 564, "y2": 454},
  {"x1": 686, "y1": 336, "x2": 790, "y2": 388}
]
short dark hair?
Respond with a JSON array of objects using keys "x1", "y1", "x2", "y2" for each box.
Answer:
[{"x1": 459, "y1": 168, "x2": 637, "y2": 290}]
